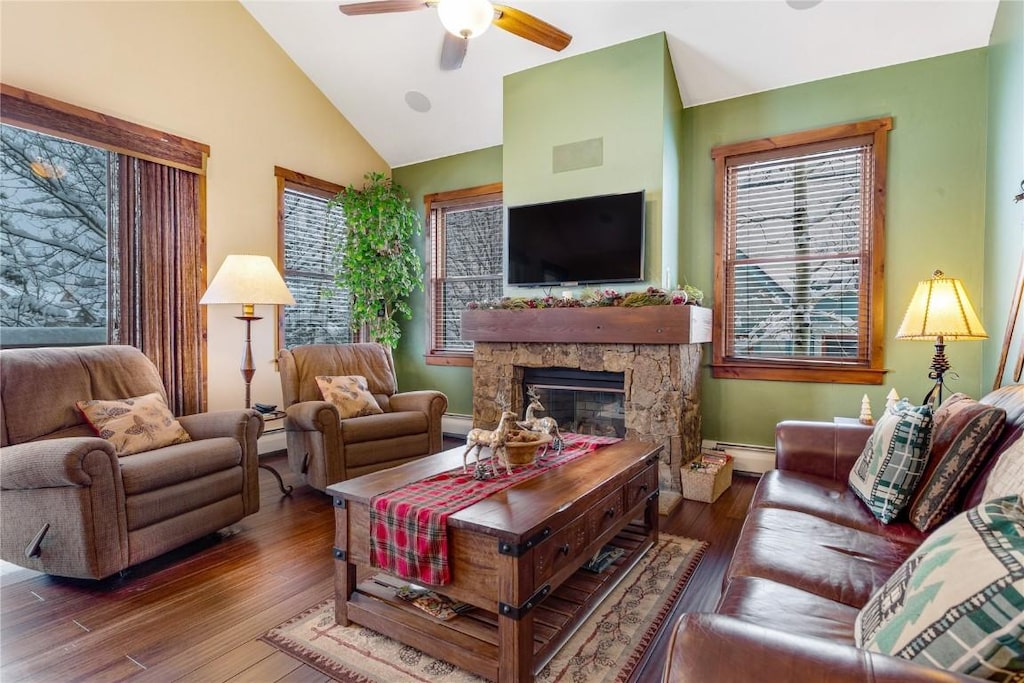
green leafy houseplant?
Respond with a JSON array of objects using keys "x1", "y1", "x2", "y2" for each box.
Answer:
[{"x1": 332, "y1": 171, "x2": 423, "y2": 349}]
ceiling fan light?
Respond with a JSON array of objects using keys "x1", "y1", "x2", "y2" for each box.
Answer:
[{"x1": 437, "y1": 0, "x2": 493, "y2": 39}]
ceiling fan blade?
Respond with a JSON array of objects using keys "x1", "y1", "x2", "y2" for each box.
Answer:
[
  {"x1": 338, "y1": 1, "x2": 430, "y2": 16},
  {"x1": 440, "y1": 31, "x2": 468, "y2": 71},
  {"x1": 492, "y1": 4, "x2": 571, "y2": 52}
]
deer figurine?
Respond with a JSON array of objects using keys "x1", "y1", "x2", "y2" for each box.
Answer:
[
  {"x1": 519, "y1": 386, "x2": 562, "y2": 453},
  {"x1": 463, "y1": 410, "x2": 518, "y2": 475}
]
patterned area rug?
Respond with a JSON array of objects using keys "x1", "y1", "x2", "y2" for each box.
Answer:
[{"x1": 262, "y1": 534, "x2": 706, "y2": 683}]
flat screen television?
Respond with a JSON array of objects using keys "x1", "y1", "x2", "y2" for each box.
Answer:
[{"x1": 507, "y1": 190, "x2": 645, "y2": 287}]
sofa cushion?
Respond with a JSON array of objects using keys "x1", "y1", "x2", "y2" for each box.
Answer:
[
  {"x1": 726, "y1": 507, "x2": 920, "y2": 607},
  {"x1": 855, "y1": 495, "x2": 1024, "y2": 680},
  {"x1": 316, "y1": 375, "x2": 384, "y2": 418},
  {"x1": 119, "y1": 437, "x2": 242, "y2": 495},
  {"x1": 77, "y1": 392, "x2": 191, "y2": 456},
  {"x1": 908, "y1": 393, "x2": 1006, "y2": 532},
  {"x1": 750, "y1": 470, "x2": 926, "y2": 545},
  {"x1": 848, "y1": 399, "x2": 934, "y2": 523},
  {"x1": 345, "y1": 435, "x2": 430, "y2": 470},
  {"x1": 338, "y1": 411, "x2": 429, "y2": 444},
  {"x1": 983, "y1": 437, "x2": 1024, "y2": 501},
  {"x1": 717, "y1": 576, "x2": 860, "y2": 643}
]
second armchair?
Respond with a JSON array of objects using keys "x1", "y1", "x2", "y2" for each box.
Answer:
[{"x1": 277, "y1": 343, "x2": 448, "y2": 491}]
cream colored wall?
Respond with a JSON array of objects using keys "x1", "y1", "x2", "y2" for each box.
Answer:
[{"x1": 0, "y1": 0, "x2": 386, "y2": 411}]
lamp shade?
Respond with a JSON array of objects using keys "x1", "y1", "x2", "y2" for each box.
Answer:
[
  {"x1": 895, "y1": 270, "x2": 987, "y2": 341},
  {"x1": 200, "y1": 254, "x2": 296, "y2": 306},
  {"x1": 437, "y1": 0, "x2": 493, "y2": 38}
]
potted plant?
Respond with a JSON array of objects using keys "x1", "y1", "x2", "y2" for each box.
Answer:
[{"x1": 332, "y1": 171, "x2": 423, "y2": 349}]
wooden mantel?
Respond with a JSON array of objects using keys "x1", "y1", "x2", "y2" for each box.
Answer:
[{"x1": 461, "y1": 305, "x2": 712, "y2": 345}]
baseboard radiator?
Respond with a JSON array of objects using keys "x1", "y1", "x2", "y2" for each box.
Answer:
[
  {"x1": 701, "y1": 439, "x2": 776, "y2": 475},
  {"x1": 442, "y1": 413, "x2": 473, "y2": 438}
]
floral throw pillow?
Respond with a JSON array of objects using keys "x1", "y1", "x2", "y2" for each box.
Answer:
[
  {"x1": 848, "y1": 398, "x2": 934, "y2": 523},
  {"x1": 855, "y1": 495, "x2": 1024, "y2": 679},
  {"x1": 77, "y1": 392, "x2": 191, "y2": 456},
  {"x1": 316, "y1": 375, "x2": 384, "y2": 419}
]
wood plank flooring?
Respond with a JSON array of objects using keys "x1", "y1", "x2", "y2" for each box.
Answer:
[{"x1": 0, "y1": 446, "x2": 757, "y2": 682}]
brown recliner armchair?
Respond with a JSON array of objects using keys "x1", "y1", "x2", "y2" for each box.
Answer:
[
  {"x1": 278, "y1": 343, "x2": 448, "y2": 491},
  {"x1": 0, "y1": 345, "x2": 262, "y2": 580}
]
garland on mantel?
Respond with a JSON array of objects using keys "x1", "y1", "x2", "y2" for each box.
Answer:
[{"x1": 467, "y1": 285, "x2": 704, "y2": 311}]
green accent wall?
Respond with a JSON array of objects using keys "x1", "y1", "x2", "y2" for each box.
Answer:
[
  {"x1": 683, "y1": 49, "x2": 990, "y2": 445},
  {"x1": 392, "y1": 146, "x2": 502, "y2": 415},
  {"x1": 984, "y1": 0, "x2": 1024, "y2": 390},
  {"x1": 394, "y1": 45, "x2": 1004, "y2": 446}
]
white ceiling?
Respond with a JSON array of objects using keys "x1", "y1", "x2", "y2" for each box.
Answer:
[{"x1": 242, "y1": 0, "x2": 999, "y2": 168}]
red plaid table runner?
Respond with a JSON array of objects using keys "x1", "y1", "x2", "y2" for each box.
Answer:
[{"x1": 369, "y1": 432, "x2": 621, "y2": 586}]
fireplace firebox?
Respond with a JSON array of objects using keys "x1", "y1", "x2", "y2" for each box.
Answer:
[{"x1": 522, "y1": 368, "x2": 626, "y2": 438}]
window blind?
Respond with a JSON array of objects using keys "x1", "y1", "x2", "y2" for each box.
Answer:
[
  {"x1": 282, "y1": 187, "x2": 352, "y2": 347},
  {"x1": 425, "y1": 200, "x2": 501, "y2": 352},
  {"x1": 431, "y1": 201, "x2": 503, "y2": 352},
  {"x1": 724, "y1": 144, "x2": 872, "y2": 364}
]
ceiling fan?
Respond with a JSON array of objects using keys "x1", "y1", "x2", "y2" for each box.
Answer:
[{"x1": 338, "y1": 0, "x2": 572, "y2": 71}]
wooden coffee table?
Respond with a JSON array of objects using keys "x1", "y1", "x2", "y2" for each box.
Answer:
[{"x1": 328, "y1": 440, "x2": 660, "y2": 683}]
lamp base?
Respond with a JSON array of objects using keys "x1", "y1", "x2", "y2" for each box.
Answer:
[
  {"x1": 922, "y1": 335, "x2": 950, "y2": 407},
  {"x1": 236, "y1": 314, "x2": 262, "y2": 410}
]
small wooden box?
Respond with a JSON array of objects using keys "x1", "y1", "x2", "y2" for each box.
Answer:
[{"x1": 681, "y1": 457, "x2": 733, "y2": 503}]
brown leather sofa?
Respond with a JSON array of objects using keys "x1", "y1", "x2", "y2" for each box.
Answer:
[
  {"x1": 664, "y1": 384, "x2": 1024, "y2": 682},
  {"x1": 0, "y1": 346, "x2": 262, "y2": 580},
  {"x1": 278, "y1": 343, "x2": 448, "y2": 491}
]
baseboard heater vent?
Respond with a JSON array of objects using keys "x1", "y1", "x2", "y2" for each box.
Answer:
[{"x1": 701, "y1": 439, "x2": 776, "y2": 475}]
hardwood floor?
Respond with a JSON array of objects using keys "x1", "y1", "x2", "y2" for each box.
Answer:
[{"x1": 0, "y1": 446, "x2": 757, "y2": 682}]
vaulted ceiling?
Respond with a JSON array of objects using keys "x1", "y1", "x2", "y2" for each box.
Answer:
[{"x1": 242, "y1": 1, "x2": 999, "y2": 168}]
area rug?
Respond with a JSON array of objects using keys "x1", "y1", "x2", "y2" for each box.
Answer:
[{"x1": 262, "y1": 534, "x2": 706, "y2": 683}]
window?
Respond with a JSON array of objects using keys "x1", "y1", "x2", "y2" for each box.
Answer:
[
  {"x1": 1, "y1": 84, "x2": 208, "y2": 414},
  {"x1": 275, "y1": 167, "x2": 352, "y2": 349},
  {"x1": 711, "y1": 117, "x2": 891, "y2": 384},
  {"x1": 1, "y1": 125, "x2": 111, "y2": 346},
  {"x1": 425, "y1": 183, "x2": 503, "y2": 365}
]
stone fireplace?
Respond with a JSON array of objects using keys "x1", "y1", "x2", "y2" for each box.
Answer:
[{"x1": 462, "y1": 306, "x2": 711, "y2": 512}]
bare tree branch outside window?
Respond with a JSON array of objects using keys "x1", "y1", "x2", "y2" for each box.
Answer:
[
  {"x1": 729, "y1": 146, "x2": 866, "y2": 361},
  {"x1": 0, "y1": 124, "x2": 110, "y2": 346},
  {"x1": 438, "y1": 204, "x2": 503, "y2": 352}
]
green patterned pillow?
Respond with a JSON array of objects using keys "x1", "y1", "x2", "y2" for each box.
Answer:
[
  {"x1": 849, "y1": 399, "x2": 934, "y2": 523},
  {"x1": 855, "y1": 495, "x2": 1024, "y2": 680}
]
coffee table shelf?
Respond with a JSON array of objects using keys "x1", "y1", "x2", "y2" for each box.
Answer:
[{"x1": 346, "y1": 523, "x2": 654, "y2": 680}]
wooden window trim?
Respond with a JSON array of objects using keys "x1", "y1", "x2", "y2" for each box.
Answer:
[
  {"x1": 1, "y1": 84, "x2": 208, "y2": 174},
  {"x1": 425, "y1": 182, "x2": 502, "y2": 363},
  {"x1": 710, "y1": 117, "x2": 892, "y2": 384}
]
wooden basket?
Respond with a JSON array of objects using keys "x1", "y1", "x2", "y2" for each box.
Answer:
[
  {"x1": 681, "y1": 459, "x2": 733, "y2": 503},
  {"x1": 503, "y1": 433, "x2": 553, "y2": 466}
]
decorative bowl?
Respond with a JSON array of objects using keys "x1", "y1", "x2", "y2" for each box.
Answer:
[{"x1": 503, "y1": 431, "x2": 553, "y2": 466}]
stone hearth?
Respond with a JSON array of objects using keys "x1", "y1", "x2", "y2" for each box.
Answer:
[{"x1": 463, "y1": 306, "x2": 711, "y2": 512}]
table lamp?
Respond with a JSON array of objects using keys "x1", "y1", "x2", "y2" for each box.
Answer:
[
  {"x1": 895, "y1": 270, "x2": 987, "y2": 406},
  {"x1": 201, "y1": 254, "x2": 296, "y2": 408}
]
